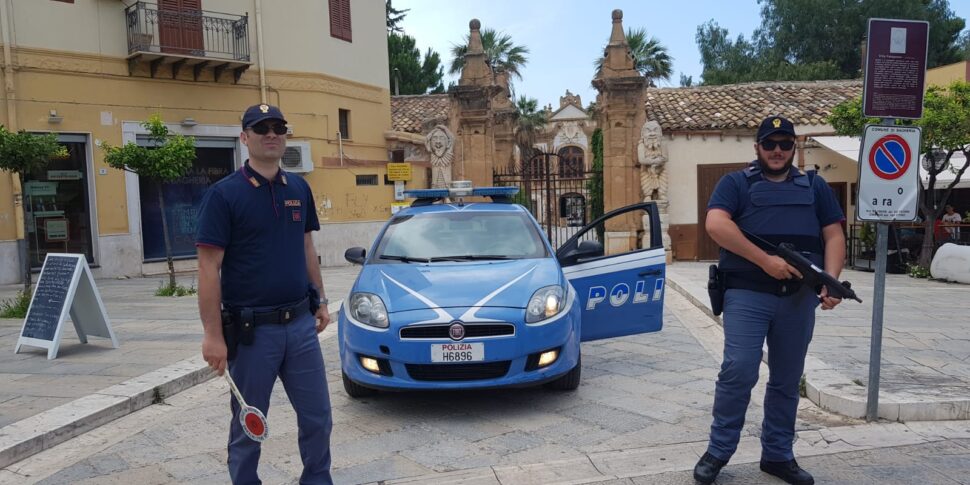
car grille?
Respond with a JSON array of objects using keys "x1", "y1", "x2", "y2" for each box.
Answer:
[
  {"x1": 399, "y1": 323, "x2": 515, "y2": 339},
  {"x1": 406, "y1": 361, "x2": 511, "y2": 381}
]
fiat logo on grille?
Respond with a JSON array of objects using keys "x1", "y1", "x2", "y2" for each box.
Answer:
[{"x1": 448, "y1": 322, "x2": 465, "y2": 341}]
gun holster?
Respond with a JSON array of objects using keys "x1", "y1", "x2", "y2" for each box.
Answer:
[
  {"x1": 238, "y1": 309, "x2": 255, "y2": 346},
  {"x1": 221, "y1": 309, "x2": 239, "y2": 361},
  {"x1": 707, "y1": 264, "x2": 725, "y2": 316},
  {"x1": 307, "y1": 284, "x2": 321, "y2": 315}
]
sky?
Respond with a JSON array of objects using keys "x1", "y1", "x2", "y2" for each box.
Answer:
[{"x1": 393, "y1": 0, "x2": 970, "y2": 110}]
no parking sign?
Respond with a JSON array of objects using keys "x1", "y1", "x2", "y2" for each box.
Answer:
[{"x1": 856, "y1": 124, "x2": 921, "y2": 222}]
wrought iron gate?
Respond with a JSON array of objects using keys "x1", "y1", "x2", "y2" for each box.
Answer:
[{"x1": 493, "y1": 152, "x2": 602, "y2": 248}]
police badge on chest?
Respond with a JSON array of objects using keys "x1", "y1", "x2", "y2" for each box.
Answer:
[{"x1": 285, "y1": 199, "x2": 302, "y2": 222}]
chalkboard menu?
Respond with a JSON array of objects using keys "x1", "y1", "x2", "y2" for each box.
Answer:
[
  {"x1": 15, "y1": 253, "x2": 118, "y2": 359},
  {"x1": 21, "y1": 255, "x2": 76, "y2": 341}
]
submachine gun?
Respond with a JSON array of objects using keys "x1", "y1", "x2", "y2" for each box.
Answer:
[{"x1": 743, "y1": 228, "x2": 862, "y2": 303}]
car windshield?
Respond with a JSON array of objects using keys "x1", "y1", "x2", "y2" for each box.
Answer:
[{"x1": 373, "y1": 211, "x2": 549, "y2": 261}]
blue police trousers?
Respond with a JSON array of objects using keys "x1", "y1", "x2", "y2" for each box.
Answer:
[
  {"x1": 707, "y1": 286, "x2": 818, "y2": 462},
  {"x1": 228, "y1": 310, "x2": 333, "y2": 485}
]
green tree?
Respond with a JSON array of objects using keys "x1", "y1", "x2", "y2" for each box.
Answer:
[
  {"x1": 586, "y1": 129, "x2": 605, "y2": 242},
  {"x1": 827, "y1": 81, "x2": 970, "y2": 267},
  {"x1": 594, "y1": 28, "x2": 673, "y2": 86},
  {"x1": 513, "y1": 95, "x2": 547, "y2": 164},
  {"x1": 449, "y1": 28, "x2": 529, "y2": 83},
  {"x1": 388, "y1": 33, "x2": 445, "y2": 95},
  {"x1": 102, "y1": 115, "x2": 195, "y2": 291},
  {"x1": 679, "y1": 73, "x2": 693, "y2": 87},
  {"x1": 0, "y1": 128, "x2": 68, "y2": 291},
  {"x1": 697, "y1": 0, "x2": 966, "y2": 85},
  {"x1": 385, "y1": 0, "x2": 408, "y2": 34}
]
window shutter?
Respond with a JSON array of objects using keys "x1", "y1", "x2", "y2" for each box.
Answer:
[{"x1": 328, "y1": 0, "x2": 352, "y2": 42}]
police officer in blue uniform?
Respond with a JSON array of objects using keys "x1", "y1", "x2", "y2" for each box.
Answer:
[
  {"x1": 693, "y1": 116, "x2": 845, "y2": 485},
  {"x1": 197, "y1": 104, "x2": 333, "y2": 484}
]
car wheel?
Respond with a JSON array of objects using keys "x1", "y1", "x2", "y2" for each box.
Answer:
[
  {"x1": 342, "y1": 371, "x2": 378, "y2": 398},
  {"x1": 544, "y1": 355, "x2": 581, "y2": 391}
]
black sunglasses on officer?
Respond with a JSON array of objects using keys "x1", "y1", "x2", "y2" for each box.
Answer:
[
  {"x1": 759, "y1": 139, "x2": 795, "y2": 151},
  {"x1": 249, "y1": 121, "x2": 288, "y2": 136}
]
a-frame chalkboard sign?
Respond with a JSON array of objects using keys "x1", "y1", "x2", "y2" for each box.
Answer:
[{"x1": 14, "y1": 253, "x2": 118, "y2": 359}]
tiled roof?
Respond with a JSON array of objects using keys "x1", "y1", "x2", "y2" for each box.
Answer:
[
  {"x1": 644, "y1": 80, "x2": 863, "y2": 131},
  {"x1": 391, "y1": 94, "x2": 451, "y2": 133}
]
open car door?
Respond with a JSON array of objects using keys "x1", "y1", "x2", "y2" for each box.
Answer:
[{"x1": 557, "y1": 202, "x2": 665, "y2": 341}]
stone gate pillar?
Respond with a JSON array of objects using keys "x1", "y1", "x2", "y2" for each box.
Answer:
[
  {"x1": 591, "y1": 9, "x2": 648, "y2": 254},
  {"x1": 452, "y1": 19, "x2": 503, "y2": 186}
]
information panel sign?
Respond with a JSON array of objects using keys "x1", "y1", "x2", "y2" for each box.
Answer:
[{"x1": 863, "y1": 19, "x2": 929, "y2": 119}]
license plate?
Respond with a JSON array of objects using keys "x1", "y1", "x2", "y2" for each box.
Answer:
[{"x1": 430, "y1": 342, "x2": 484, "y2": 363}]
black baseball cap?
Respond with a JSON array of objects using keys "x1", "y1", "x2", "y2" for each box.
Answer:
[
  {"x1": 242, "y1": 104, "x2": 287, "y2": 129},
  {"x1": 756, "y1": 116, "x2": 796, "y2": 141}
]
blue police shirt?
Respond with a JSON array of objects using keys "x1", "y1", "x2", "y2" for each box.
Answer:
[
  {"x1": 196, "y1": 161, "x2": 320, "y2": 308},
  {"x1": 708, "y1": 162, "x2": 844, "y2": 274}
]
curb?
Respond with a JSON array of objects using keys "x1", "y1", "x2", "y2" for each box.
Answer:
[
  {"x1": 664, "y1": 274, "x2": 970, "y2": 422},
  {"x1": 0, "y1": 302, "x2": 342, "y2": 469}
]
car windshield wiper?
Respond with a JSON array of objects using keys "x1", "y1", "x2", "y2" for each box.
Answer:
[
  {"x1": 379, "y1": 255, "x2": 430, "y2": 263},
  {"x1": 430, "y1": 254, "x2": 513, "y2": 261}
]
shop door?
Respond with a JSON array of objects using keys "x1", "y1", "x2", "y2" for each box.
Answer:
[
  {"x1": 140, "y1": 144, "x2": 234, "y2": 261},
  {"x1": 23, "y1": 134, "x2": 95, "y2": 269},
  {"x1": 696, "y1": 163, "x2": 749, "y2": 260}
]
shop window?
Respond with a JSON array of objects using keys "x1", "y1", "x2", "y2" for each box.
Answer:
[
  {"x1": 329, "y1": 0, "x2": 352, "y2": 42},
  {"x1": 139, "y1": 142, "x2": 235, "y2": 261},
  {"x1": 23, "y1": 134, "x2": 94, "y2": 269}
]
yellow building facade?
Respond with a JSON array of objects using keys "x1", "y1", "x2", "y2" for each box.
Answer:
[{"x1": 0, "y1": 0, "x2": 410, "y2": 283}]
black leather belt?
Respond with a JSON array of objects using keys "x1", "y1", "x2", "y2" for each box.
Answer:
[
  {"x1": 233, "y1": 298, "x2": 310, "y2": 326},
  {"x1": 723, "y1": 273, "x2": 802, "y2": 297}
]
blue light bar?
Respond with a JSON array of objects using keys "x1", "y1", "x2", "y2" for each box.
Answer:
[
  {"x1": 472, "y1": 187, "x2": 519, "y2": 196},
  {"x1": 404, "y1": 188, "x2": 449, "y2": 198}
]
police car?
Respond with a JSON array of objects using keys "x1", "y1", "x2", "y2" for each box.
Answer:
[{"x1": 338, "y1": 182, "x2": 666, "y2": 397}]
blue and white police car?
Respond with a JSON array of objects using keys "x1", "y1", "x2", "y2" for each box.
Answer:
[{"x1": 338, "y1": 183, "x2": 666, "y2": 397}]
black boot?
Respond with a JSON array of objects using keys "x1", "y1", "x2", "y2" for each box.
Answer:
[
  {"x1": 760, "y1": 459, "x2": 814, "y2": 485},
  {"x1": 693, "y1": 452, "x2": 728, "y2": 484}
]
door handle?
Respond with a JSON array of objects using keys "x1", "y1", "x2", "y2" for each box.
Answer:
[{"x1": 638, "y1": 269, "x2": 662, "y2": 277}]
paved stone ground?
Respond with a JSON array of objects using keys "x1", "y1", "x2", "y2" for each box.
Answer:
[
  {"x1": 0, "y1": 267, "x2": 360, "y2": 429},
  {"x1": 667, "y1": 262, "x2": 970, "y2": 402},
  {"x1": 2, "y1": 290, "x2": 830, "y2": 485}
]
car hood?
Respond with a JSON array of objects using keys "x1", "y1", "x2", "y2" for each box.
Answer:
[{"x1": 353, "y1": 259, "x2": 563, "y2": 313}]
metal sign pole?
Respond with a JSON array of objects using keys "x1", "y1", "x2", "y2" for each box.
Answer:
[
  {"x1": 866, "y1": 221, "x2": 888, "y2": 421},
  {"x1": 865, "y1": 116, "x2": 895, "y2": 421}
]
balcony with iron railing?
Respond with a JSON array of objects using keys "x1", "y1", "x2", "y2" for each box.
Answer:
[{"x1": 125, "y1": 1, "x2": 252, "y2": 83}]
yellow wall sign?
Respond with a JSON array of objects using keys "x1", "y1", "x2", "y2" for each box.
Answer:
[{"x1": 386, "y1": 163, "x2": 412, "y2": 181}]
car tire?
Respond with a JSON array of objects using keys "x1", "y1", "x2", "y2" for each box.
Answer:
[
  {"x1": 342, "y1": 371, "x2": 378, "y2": 398},
  {"x1": 544, "y1": 355, "x2": 581, "y2": 391}
]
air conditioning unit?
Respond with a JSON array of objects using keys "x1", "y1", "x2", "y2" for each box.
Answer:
[{"x1": 280, "y1": 141, "x2": 314, "y2": 172}]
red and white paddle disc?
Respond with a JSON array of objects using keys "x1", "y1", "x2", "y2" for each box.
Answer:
[{"x1": 225, "y1": 373, "x2": 269, "y2": 442}]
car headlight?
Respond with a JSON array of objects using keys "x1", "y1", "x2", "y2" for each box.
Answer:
[
  {"x1": 526, "y1": 285, "x2": 564, "y2": 323},
  {"x1": 348, "y1": 292, "x2": 389, "y2": 328}
]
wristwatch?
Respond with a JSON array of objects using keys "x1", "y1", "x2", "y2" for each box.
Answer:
[{"x1": 319, "y1": 296, "x2": 329, "y2": 306}]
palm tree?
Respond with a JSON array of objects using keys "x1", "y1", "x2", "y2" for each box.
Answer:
[
  {"x1": 513, "y1": 95, "x2": 547, "y2": 166},
  {"x1": 449, "y1": 28, "x2": 529, "y2": 81},
  {"x1": 594, "y1": 28, "x2": 673, "y2": 86}
]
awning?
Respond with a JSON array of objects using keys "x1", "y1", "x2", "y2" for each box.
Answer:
[
  {"x1": 810, "y1": 135, "x2": 970, "y2": 190},
  {"x1": 811, "y1": 135, "x2": 860, "y2": 161}
]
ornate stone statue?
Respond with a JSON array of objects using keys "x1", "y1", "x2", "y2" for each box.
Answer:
[
  {"x1": 426, "y1": 125, "x2": 454, "y2": 188},
  {"x1": 637, "y1": 120, "x2": 665, "y2": 166},
  {"x1": 640, "y1": 164, "x2": 665, "y2": 202}
]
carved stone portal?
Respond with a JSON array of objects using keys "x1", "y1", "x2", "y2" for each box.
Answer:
[{"x1": 426, "y1": 125, "x2": 455, "y2": 188}]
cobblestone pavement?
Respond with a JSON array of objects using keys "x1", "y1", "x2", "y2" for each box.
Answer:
[{"x1": 1, "y1": 290, "x2": 825, "y2": 485}]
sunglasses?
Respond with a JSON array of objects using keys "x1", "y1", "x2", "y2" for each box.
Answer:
[
  {"x1": 249, "y1": 122, "x2": 288, "y2": 135},
  {"x1": 759, "y1": 139, "x2": 795, "y2": 151}
]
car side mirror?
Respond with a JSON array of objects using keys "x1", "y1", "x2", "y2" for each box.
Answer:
[
  {"x1": 558, "y1": 239, "x2": 604, "y2": 266},
  {"x1": 576, "y1": 240, "x2": 604, "y2": 259},
  {"x1": 344, "y1": 247, "x2": 366, "y2": 265}
]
